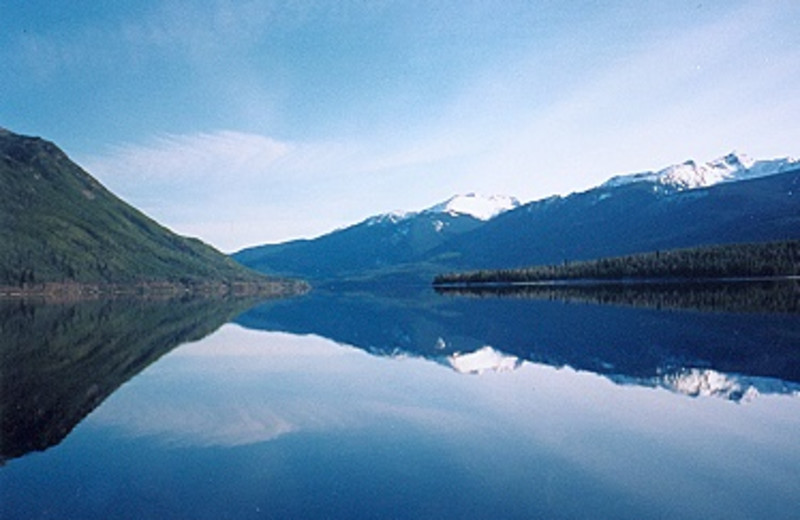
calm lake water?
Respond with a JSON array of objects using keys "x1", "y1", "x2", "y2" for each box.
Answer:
[{"x1": 2, "y1": 286, "x2": 799, "y2": 519}]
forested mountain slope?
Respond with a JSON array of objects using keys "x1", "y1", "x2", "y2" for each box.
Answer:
[{"x1": 0, "y1": 128, "x2": 297, "y2": 292}]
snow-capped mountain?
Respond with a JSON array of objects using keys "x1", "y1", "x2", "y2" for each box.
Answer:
[
  {"x1": 235, "y1": 152, "x2": 800, "y2": 283},
  {"x1": 366, "y1": 193, "x2": 520, "y2": 226},
  {"x1": 603, "y1": 152, "x2": 799, "y2": 190},
  {"x1": 235, "y1": 193, "x2": 517, "y2": 282},
  {"x1": 613, "y1": 368, "x2": 800, "y2": 403},
  {"x1": 430, "y1": 155, "x2": 800, "y2": 271},
  {"x1": 424, "y1": 193, "x2": 521, "y2": 221},
  {"x1": 236, "y1": 286, "x2": 800, "y2": 402}
]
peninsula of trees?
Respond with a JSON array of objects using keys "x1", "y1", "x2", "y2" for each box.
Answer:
[{"x1": 433, "y1": 240, "x2": 800, "y2": 286}]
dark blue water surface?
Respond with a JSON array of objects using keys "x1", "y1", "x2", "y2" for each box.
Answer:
[{"x1": 1, "y1": 289, "x2": 798, "y2": 519}]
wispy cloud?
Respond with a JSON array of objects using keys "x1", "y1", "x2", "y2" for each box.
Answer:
[
  {"x1": 80, "y1": 128, "x2": 470, "y2": 249},
  {"x1": 87, "y1": 131, "x2": 290, "y2": 183},
  {"x1": 83, "y1": 129, "x2": 442, "y2": 192},
  {"x1": 446, "y1": 0, "x2": 800, "y2": 196}
]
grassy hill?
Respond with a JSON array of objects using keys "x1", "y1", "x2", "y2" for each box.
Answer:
[{"x1": 0, "y1": 128, "x2": 303, "y2": 294}]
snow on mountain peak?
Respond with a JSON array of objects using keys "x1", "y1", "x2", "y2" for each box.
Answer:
[
  {"x1": 425, "y1": 193, "x2": 521, "y2": 221},
  {"x1": 447, "y1": 346, "x2": 522, "y2": 375},
  {"x1": 365, "y1": 194, "x2": 518, "y2": 227},
  {"x1": 363, "y1": 210, "x2": 413, "y2": 226},
  {"x1": 657, "y1": 369, "x2": 800, "y2": 402},
  {"x1": 602, "y1": 152, "x2": 798, "y2": 190}
]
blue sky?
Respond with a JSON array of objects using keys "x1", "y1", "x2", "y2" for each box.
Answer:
[{"x1": 3, "y1": 1, "x2": 799, "y2": 251}]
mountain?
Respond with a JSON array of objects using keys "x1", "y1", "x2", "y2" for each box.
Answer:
[
  {"x1": 235, "y1": 152, "x2": 800, "y2": 284},
  {"x1": 432, "y1": 165, "x2": 800, "y2": 271},
  {"x1": 612, "y1": 368, "x2": 800, "y2": 402},
  {"x1": 233, "y1": 193, "x2": 518, "y2": 283},
  {"x1": 602, "y1": 152, "x2": 798, "y2": 190},
  {"x1": 0, "y1": 128, "x2": 302, "y2": 294}
]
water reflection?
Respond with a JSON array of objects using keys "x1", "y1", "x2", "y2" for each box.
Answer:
[
  {"x1": 3, "y1": 286, "x2": 798, "y2": 464},
  {"x1": 435, "y1": 278, "x2": 800, "y2": 314},
  {"x1": 0, "y1": 295, "x2": 261, "y2": 462},
  {"x1": 2, "y1": 289, "x2": 799, "y2": 519},
  {"x1": 237, "y1": 287, "x2": 800, "y2": 399},
  {"x1": 72, "y1": 325, "x2": 800, "y2": 520},
  {"x1": 86, "y1": 329, "x2": 362, "y2": 448}
]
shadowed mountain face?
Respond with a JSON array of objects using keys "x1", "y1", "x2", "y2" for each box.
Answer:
[
  {"x1": 233, "y1": 209, "x2": 486, "y2": 283},
  {"x1": 0, "y1": 128, "x2": 288, "y2": 290},
  {"x1": 236, "y1": 287, "x2": 800, "y2": 395},
  {"x1": 0, "y1": 296, "x2": 262, "y2": 463}
]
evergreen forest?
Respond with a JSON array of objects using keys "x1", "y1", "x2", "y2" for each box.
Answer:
[{"x1": 434, "y1": 240, "x2": 800, "y2": 286}]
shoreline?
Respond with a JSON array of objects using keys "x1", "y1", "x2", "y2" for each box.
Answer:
[
  {"x1": 0, "y1": 279, "x2": 309, "y2": 302},
  {"x1": 433, "y1": 274, "x2": 800, "y2": 289},
  {"x1": 434, "y1": 276, "x2": 800, "y2": 314}
]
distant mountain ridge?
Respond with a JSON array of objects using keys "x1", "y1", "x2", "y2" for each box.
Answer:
[
  {"x1": 235, "y1": 193, "x2": 518, "y2": 282},
  {"x1": 0, "y1": 128, "x2": 300, "y2": 293},
  {"x1": 434, "y1": 166, "x2": 800, "y2": 272},
  {"x1": 602, "y1": 152, "x2": 798, "y2": 190},
  {"x1": 235, "y1": 151, "x2": 800, "y2": 284}
]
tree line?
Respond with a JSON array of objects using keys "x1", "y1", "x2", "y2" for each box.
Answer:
[
  {"x1": 433, "y1": 240, "x2": 800, "y2": 285},
  {"x1": 435, "y1": 280, "x2": 799, "y2": 314}
]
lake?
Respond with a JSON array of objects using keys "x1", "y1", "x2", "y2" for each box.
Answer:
[{"x1": 2, "y1": 285, "x2": 799, "y2": 519}]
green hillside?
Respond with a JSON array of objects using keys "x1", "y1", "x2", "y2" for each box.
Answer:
[{"x1": 0, "y1": 128, "x2": 302, "y2": 293}]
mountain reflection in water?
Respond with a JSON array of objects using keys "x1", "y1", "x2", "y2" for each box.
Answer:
[
  {"x1": 3, "y1": 283, "x2": 798, "y2": 464},
  {"x1": 237, "y1": 285, "x2": 800, "y2": 399},
  {"x1": 0, "y1": 295, "x2": 261, "y2": 463},
  {"x1": 2, "y1": 286, "x2": 799, "y2": 520}
]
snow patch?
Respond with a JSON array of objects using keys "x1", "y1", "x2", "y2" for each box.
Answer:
[
  {"x1": 447, "y1": 346, "x2": 522, "y2": 375},
  {"x1": 364, "y1": 211, "x2": 412, "y2": 226},
  {"x1": 365, "y1": 194, "x2": 519, "y2": 227},
  {"x1": 613, "y1": 368, "x2": 800, "y2": 402},
  {"x1": 602, "y1": 152, "x2": 798, "y2": 191},
  {"x1": 424, "y1": 193, "x2": 520, "y2": 221}
]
